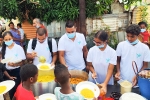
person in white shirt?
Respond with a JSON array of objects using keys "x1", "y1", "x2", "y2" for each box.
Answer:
[
  {"x1": 27, "y1": 28, "x2": 57, "y2": 66},
  {"x1": 58, "y1": 20, "x2": 88, "y2": 70},
  {"x1": 115, "y1": 24, "x2": 150, "y2": 86},
  {"x1": 87, "y1": 30, "x2": 117, "y2": 93},
  {"x1": 1, "y1": 31, "x2": 26, "y2": 99}
]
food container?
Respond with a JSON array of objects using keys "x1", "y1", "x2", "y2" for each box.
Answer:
[
  {"x1": 119, "y1": 92, "x2": 146, "y2": 100},
  {"x1": 69, "y1": 70, "x2": 88, "y2": 84},
  {"x1": 120, "y1": 80, "x2": 132, "y2": 94},
  {"x1": 76, "y1": 81, "x2": 100, "y2": 100},
  {"x1": 37, "y1": 63, "x2": 55, "y2": 83},
  {"x1": 39, "y1": 93, "x2": 57, "y2": 100}
]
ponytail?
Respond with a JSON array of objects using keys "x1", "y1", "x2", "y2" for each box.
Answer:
[{"x1": 1, "y1": 42, "x2": 6, "y2": 59}]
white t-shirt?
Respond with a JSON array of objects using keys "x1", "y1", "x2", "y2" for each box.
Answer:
[
  {"x1": 5, "y1": 43, "x2": 26, "y2": 70},
  {"x1": 18, "y1": 28, "x2": 24, "y2": 39},
  {"x1": 116, "y1": 41, "x2": 150, "y2": 82},
  {"x1": 27, "y1": 38, "x2": 57, "y2": 66},
  {"x1": 87, "y1": 45, "x2": 117, "y2": 85},
  {"x1": 58, "y1": 33, "x2": 86, "y2": 70}
]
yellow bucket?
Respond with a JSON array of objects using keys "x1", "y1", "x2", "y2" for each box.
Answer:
[
  {"x1": 37, "y1": 63, "x2": 55, "y2": 83},
  {"x1": 120, "y1": 80, "x2": 132, "y2": 94}
]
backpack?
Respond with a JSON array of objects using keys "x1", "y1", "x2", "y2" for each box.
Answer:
[{"x1": 32, "y1": 37, "x2": 53, "y2": 57}]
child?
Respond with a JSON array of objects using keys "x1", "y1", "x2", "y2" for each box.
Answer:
[
  {"x1": 138, "y1": 21, "x2": 150, "y2": 44},
  {"x1": 12, "y1": 64, "x2": 38, "y2": 100},
  {"x1": 0, "y1": 33, "x2": 3, "y2": 51},
  {"x1": 54, "y1": 64, "x2": 84, "y2": 100},
  {"x1": 115, "y1": 24, "x2": 150, "y2": 86}
]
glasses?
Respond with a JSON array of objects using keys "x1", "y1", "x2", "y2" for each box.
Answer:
[{"x1": 93, "y1": 40, "x2": 104, "y2": 45}]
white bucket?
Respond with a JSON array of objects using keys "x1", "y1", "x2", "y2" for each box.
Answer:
[{"x1": 120, "y1": 80, "x2": 132, "y2": 94}]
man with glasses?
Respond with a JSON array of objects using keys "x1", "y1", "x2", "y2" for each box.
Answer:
[
  {"x1": 58, "y1": 20, "x2": 88, "y2": 71},
  {"x1": 26, "y1": 28, "x2": 57, "y2": 66}
]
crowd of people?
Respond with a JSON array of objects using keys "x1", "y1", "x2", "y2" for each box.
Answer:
[{"x1": 0, "y1": 19, "x2": 150, "y2": 100}]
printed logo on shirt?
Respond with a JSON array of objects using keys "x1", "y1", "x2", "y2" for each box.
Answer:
[
  {"x1": 106, "y1": 58, "x2": 110, "y2": 63},
  {"x1": 78, "y1": 41, "x2": 81, "y2": 45},
  {"x1": 15, "y1": 54, "x2": 18, "y2": 57},
  {"x1": 136, "y1": 53, "x2": 141, "y2": 58},
  {"x1": 46, "y1": 46, "x2": 49, "y2": 51}
]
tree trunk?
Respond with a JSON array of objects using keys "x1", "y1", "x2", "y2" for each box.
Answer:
[{"x1": 79, "y1": 0, "x2": 86, "y2": 37}]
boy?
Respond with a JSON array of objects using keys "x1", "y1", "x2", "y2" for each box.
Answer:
[
  {"x1": 54, "y1": 64, "x2": 84, "y2": 100},
  {"x1": 138, "y1": 21, "x2": 150, "y2": 44},
  {"x1": 115, "y1": 24, "x2": 150, "y2": 86},
  {"x1": 12, "y1": 64, "x2": 38, "y2": 100}
]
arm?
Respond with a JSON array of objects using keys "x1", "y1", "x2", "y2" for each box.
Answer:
[
  {"x1": 140, "y1": 61, "x2": 148, "y2": 71},
  {"x1": 4, "y1": 71, "x2": 16, "y2": 80},
  {"x1": 12, "y1": 96, "x2": 16, "y2": 100},
  {"x1": 104, "y1": 64, "x2": 114, "y2": 84},
  {"x1": 59, "y1": 51, "x2": 67, "y2": 67},
  {"x1": 13, "y1": 37, "x2": 21, "y2": 42},
  {"x1": 115, "y1": 56, "x2": 121, "y2": 80},
  {"x1": 26, "y1": 53, "x2": 35, "y2": 60},
  {"x1": 51, "y1": 52, "x2": 58, "y2": 65},
  {"x1": 82, "y1": 45, "x2": 88, "y2": 61}
]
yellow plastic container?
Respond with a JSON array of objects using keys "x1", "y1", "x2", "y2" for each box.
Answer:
[
  {"x1": 37, "y1": 63, "x2": 55, "y2": 83},
  {"x1": 120, "y1": 80, "x2": 132, "y2": 94}
]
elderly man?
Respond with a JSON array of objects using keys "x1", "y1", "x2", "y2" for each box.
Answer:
[{"x1": 33, "y1": 18, "x2": 48, "y2": 36}]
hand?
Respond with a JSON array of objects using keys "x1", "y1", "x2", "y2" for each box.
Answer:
[
  {"x1": 9, "y1": 76, "x2": 17, "y2": 80},
  {"x1": 32, "y1": 51, "x2": 37, "y2": 58},
  {"x1": 8, "y1": 62, "x2": 15, "y2": 67},
  {"x1": 50, "y1": 62, "x2": 55, "y2": 67},
  {"x1": 92, "y1": 72, "x2": 97, "y2": 79},
  {"x1": 132, "y1": 75, "x2": 137, "y2": 86},
  {"x1": 115, "y1": 71, "x2": 121, "y2": 81},
  {"x1": 92, "y1": 97, "x2": 97, "y2": 100},
  {"x1": 99, "y1": 83, "x2": 107, "y2": 93}
]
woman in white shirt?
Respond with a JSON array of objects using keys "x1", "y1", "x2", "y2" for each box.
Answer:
[
  {"x1": 1, "y1": 31, "x2": 26, "y2": 99},
  {"x1": 87, "y1": 30, "x2": 117, "y2": 93}
]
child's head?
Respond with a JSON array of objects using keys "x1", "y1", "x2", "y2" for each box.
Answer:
[
  {"x1": 17, "y1": 23, "x2": 22, "y2": 29},
  {"x1": 20, "y1": 64, "x2": 38, "y2": 84},
  {"x1": 126, "y1": 24, "x2": 141, "y2": 43},
  {"x1": 138, "y1": 21, "x2": 147, "y2": 29},
  {"x1": 0, "y1": 33, "x2": 3, "y2": 46},
  {"x1": 54, "y1": 64, "x2": 70, "y2": 85}
]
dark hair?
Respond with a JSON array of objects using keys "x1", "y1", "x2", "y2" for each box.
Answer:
[
  {"x1": 36, "y1": 28, "x2": 46, "y2": 36},
  {"x1": 95, "y1": 30, "x2": 108, "y2": 41},
  {"x1": 20, "y1": 64, "x2": 38, "y2": 82},
  {"x1": 1, "y1": 31, "x2": 13, "y2": 59},
  {"x1": 0, "y1": 33, "x2": 2, "y2": 38},
  {"x1": 126, "y1": 24, "x2": 141, "y2": 36},
  {"x1": 138, "y1": 21, "x2": 148, "y2": 27},
  {"x1": 8, "y1": 22, "x2": 14, "y2": 27},
  {"x1": 65, "y1": 20, "x2": 76, "y2": 28},
  {"x1": 17, "y1": 23, "x2": 22, "y2": 28},
  {"x1": 54, "y1": 64, "x2": 70, "y2": 85}
]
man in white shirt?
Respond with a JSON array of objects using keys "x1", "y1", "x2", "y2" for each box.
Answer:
[
  {"x1": 27, "y1": 28, "x2": 57, "y2": 66},
  {"x1": 58, "y1": 20, "x2": 88, "y2": 70},
  {"x1": 115, "y1": 24, "x2": 150, "y2": 86}
]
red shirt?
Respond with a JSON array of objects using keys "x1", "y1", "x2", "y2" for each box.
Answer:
[
  {"x1": 14, "y1": 84, "x2": 35, "y2": 100},
  {"x1": 141, "y1": 31, "x2": 150, "y2": 42}
]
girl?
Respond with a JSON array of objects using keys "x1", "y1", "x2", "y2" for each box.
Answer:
[
  {"x1": 2, "y1": 31, "x2": 26, "y2": 99},
  {"x1": 87, "y1": 30, "x2": 117, "y2": 93}
]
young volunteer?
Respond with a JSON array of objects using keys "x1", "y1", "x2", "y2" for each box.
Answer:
[{"x1": 87, "y1": 30, "x2": 117, "y2": 93}]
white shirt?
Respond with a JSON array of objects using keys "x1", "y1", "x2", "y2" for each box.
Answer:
[
  {"x1": 116, "y1": 41, "x2": 150, "y2": 82},
  {"x1": 18, "y1": 28, "x2": 24, "y2": 39},
  {"x1": 5, "y1": 43, "x2": 26, "y2": 70},
  {"x1": 27, "y1": 38, "x2": 57, "y2": 66},
  {"x1": 87, "y1": 45, "x2": 117, "y2": 85},
  {"x1": 58, "y1": 33, "x2": 86, "y2": 70}
]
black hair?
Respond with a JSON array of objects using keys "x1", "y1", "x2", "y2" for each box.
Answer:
[
  {"x1": 54, "y1": 64, "x2": 70, "y2": 85},
  {"x1": 20, "y1": 64, "x2": 38, "y2": 82},
  {"x1": 36, "y1": 28, "x2": 46, "y2": 36},
  {"x1": 17, "y1": 23, "x2": 22, "y2": 28},
  {"x1": 65, "y1": 20, "x2": 76, "y2": 28},
  {"x1": 95, "y1": 30, "x2": 108, "y2": 41},
  {"x1": 0, "y1": 33, "x2": 2, "y2": 38},
  {"x1": 8, "y1": 22, "x2": 14, "y2": 27},
  {"x1": 1, "y1": 31, "x2": 13, "y2": 59},
  {"x1": 126, "y1": 24, "x2": 141, "y2": 36},
  {"x1": 138, "y1": 21, "x2": 148, "y2": 27}
]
